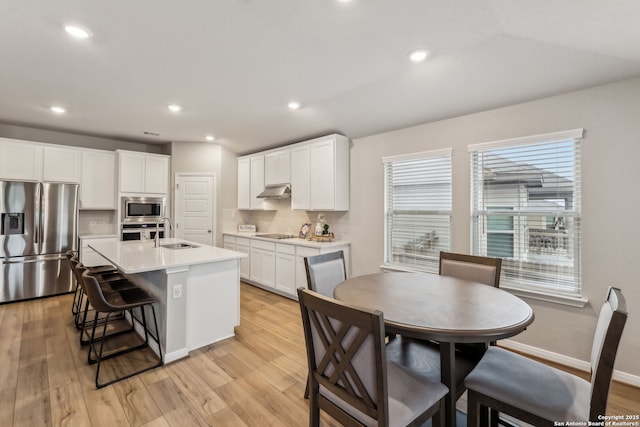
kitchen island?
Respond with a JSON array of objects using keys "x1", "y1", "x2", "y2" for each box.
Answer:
[{"x1": 89, "y1": 237, "x2": 247, "y2": 363}]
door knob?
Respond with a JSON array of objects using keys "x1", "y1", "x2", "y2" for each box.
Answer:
[{"x1": 208, "y1": 229, "x2": 212, "y2": 233}]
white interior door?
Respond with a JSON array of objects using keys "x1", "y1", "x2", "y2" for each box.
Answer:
[{"x1": 175, "y1": 174, "x2": 215, "y2": 246}]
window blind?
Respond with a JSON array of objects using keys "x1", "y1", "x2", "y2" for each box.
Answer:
[
  {"x1": 383, "y1": 149, "x2": 452, "y2": 272},
  {"x1": 469, "y1": 129, "x2": 583, "y2": 295}
]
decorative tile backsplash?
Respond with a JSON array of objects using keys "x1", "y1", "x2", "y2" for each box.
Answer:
[{"x1": 223, "y1": 201, "x2": 351, "y2": 241}]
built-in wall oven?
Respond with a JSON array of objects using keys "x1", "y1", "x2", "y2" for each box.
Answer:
[
  {"x1": 121, "y1": 223, "x2": 165, "y2": 241},
  {"x1": 121, "y1": 196, "x2": 165, "y2": 223}
]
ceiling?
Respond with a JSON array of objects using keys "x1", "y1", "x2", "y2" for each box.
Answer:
[{"x1": 2, "y1": 1, "x2": 640, "y2": 155}]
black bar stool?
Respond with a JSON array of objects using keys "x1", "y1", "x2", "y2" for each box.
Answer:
[
  {"x1": 66, "y1": 250, "x2": 118, "y2": 318},
  {"x1": 81, "y1": 270, "x2": 163, "y2": 388}
]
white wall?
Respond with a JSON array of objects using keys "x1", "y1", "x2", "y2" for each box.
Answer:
[
  {"x1": 350, "y1": 77, "x2": 640, "y2": 377},
  {"x1": 0, "y1": 123, "x2": 166, "y2": 153},
  {"x1": 169, "y1": 141, "x2": 238, "y2": 246}
]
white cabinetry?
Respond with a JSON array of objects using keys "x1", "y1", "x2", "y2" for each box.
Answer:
[
  {"x1": 80, "y1": 150, "x2": 116, "y2": 209},
  {"x1": 265, "y1": 149, "x2": 291, "y2": 186},
  {"x1": 236, "y1": 237, "x2": 251, "y2": 280},
  {"x1": 118, "y1": 150, "x2": 169, "y2": 194},
  {"x1": 43, "y1": 146, "x2": 81, "y2": 183},
  {"x1": 250, "y1": 239, "x2": 275, "y2": 288},
  {"x1": 291, "y1": 134, "x2": 349, "y2": 211},
  {"x1": 237, "y1": 154, "x2": 273, "y2": 210},
  {"x1": 291, "y1": 145, "x2": 311, "y2": 210},
  {"x1": 0, "y1": 138, "x2": 43, "y2": 181},
  {"x1": 80, "y1": 236, "x2": 118, "y2": 267},
  {"x1": 275, "y1": 243, "x2": 296, "y2": 295}
]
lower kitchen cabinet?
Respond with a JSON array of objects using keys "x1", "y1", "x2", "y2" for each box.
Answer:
[
  {"x1": 250, "y1": 240, "x2": 276, "y2": 288},
  {"x1": 236, "y1": 237, "x2": 251, "y2": 280},
  {"x1": 275, "y1": 243, "x2": 296, "y2": 295},
  {"x1": 223, "y1": 233, "x2": 350, "y2": 300}
]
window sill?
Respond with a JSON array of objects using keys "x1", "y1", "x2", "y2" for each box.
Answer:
[{"x1": 502, "y1": 285, "x2": 588, "y2": 308}]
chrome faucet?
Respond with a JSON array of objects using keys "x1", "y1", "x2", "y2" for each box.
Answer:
[{"x1": 155, "y1": 217, "x2": 174, "y2": 248}]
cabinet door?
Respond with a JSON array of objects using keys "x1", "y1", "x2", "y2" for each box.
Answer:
[
  {"x1": 237, "y1": 158, "x2": 251, "y2": 209},
  {"x1": 265, "y1": 150, "x2": 291, "y2": 186},
  {"x1": 119, "y1": 152, "x2": 146, "y2": 193},
  {"x1": 275, "y1": 252, "x2": 296, "y2": 296},
  {"x1": 81, "y1": 150, "x2": 116, "y2": 209},
  {"x1": 262, "y1": 249, "x2": 276, "y2": 288},
  {"x1": 145, "y1": 155, "x2": 169, "y2": 194},
  {"x1": 43, "y1": 146, "x2": 81, "y2": 183},
  {"x1": 250, "y1": 156, "x2": 265, "y2": 210},
  {"x1": 0, "y1": 139, "x2": 43, "y2": 181},
  {"x1": 310, "y1": 139, "x2": 336, "y2": 210},
  {"x1": 291, "y1": 145, "x2": 310, "y2": 210},
  {"x1": 236, "y1": 243, "x2": 250, "y2": 279}
]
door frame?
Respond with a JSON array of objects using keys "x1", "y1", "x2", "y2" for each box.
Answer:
[{"x1": 173, "y1": 172, "x2": 217, "y2": 247}]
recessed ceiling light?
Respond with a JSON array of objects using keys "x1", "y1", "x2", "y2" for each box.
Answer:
[
  {"x1": 408, "y1": 49, "x2": 430, "y2": 63},
  {"x1": 288, "y1": 101, "x2": 301, "y2": 110},
  {"x1": 50, "y1": 106, "x2": 66, "y2": 114},
  {"x1": 206, "y1": 135, "x2": 215, "y2": 142},
  {"x1": 168, "y1": 104, "x2": 183, "y2": 113},
  {"x1": 64, "y1": 25, "x2": 91, "y2": 39}
]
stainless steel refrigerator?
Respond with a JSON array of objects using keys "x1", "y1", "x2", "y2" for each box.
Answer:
[{"x1": 1, "y1": 180, "x2": 79, "y2": 303}]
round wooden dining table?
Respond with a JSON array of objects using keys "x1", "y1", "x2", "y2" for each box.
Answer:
[{"x1": 333, "y1": 272, "x2": 535, "y2": 427}]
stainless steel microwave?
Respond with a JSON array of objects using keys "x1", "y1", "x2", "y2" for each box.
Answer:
[{"x1": 121, "y1": 197, "x2": 165, "y2": 223}]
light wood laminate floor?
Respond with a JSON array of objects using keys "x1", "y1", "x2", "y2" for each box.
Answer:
[{"x1": 0, "y1": 282, "x2": 638, "y2": 426}]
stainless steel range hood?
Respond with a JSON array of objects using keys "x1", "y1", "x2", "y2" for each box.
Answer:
[{"x1": 257, "y1": 184, "x2": 291, "y2": 199}]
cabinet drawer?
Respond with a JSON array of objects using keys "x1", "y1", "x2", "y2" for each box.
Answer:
[
  {"x1": 236, "y1": 237, "x2": 251, "y2": 247},
  {"x1": 296, "y1": 246, "x2": 321, "y2": 258},
  {"x1": 276, "y1": 243, "x2": 296, "y2": 255},
  {"x1": 223, "y1": 235, "x2": 236, "y2": 244},
  {"x1": 252, "y1": 239, "x2": 276, "y2": 251}
]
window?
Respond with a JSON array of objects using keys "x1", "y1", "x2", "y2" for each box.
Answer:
[
  {"x1": 469, "y1": 129, "x2": 583, "y2": 296},
  {"x1": 383, "y1": 148, "x2": 452, "y2": 272}
]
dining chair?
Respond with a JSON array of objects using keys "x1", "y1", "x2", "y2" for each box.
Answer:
[
  {"x1": 304, "y1": 250, "x2": 347, "y2": 297},
  {"x1": 439, "y1": 251, "x2": 502, "y2": 288},
  {"x1": 465, "y1": 286, "x2": 627, "y2": 427},
  {"x1": 439, "y1": 251, "x2": 502, "y2": 353},
  {"x1": 66, "y1": 249, "x2": 118, "y2": 318},
  {"x1": 297, "y1": 287, "x2": 448, "y2": 427},
  {"x1": 81, "y1": 270, "x2": 163, "y2": 388}
]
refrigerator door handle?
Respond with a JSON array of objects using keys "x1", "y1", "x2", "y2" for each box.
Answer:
[{"x1": 34, "y1": 183, "x2": 41, "y2": 245}]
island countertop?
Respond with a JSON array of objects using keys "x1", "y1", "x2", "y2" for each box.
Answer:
[{"x1": 89, "y1": 237, "x2": 248, "y2": 274}]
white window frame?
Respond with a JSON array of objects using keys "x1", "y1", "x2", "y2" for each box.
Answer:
[
  {"x1": 468, "y1": 129, "x2": 584, "y2": 303},
  {"x1": 382, "y1": 148, "x2": 452, "y2": 273}
]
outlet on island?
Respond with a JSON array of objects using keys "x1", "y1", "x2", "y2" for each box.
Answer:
[{"x1": 172, "y1": 284, "x2": 183, "y2": 299}]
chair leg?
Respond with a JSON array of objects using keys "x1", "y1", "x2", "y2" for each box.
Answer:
[{"x1": 467, "y1": 390, "x2": 480, "y2": 427}]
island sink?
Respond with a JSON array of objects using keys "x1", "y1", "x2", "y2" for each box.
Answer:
[{"x1": 161, "y1": 243, "x2": 199, "y2": 250}]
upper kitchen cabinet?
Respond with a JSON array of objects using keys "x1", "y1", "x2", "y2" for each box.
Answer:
[
  {"x1": 118, "y1": 150, "x2": 169, "y2": 195},
  {"x1": 43, "y1": 145, "x2": 81, "y2": 183},
  {"x1": 0, "y1": 138, "x2": 81, "y2": 183},
  {"x1": 0, "y1": 138, "x2": 44, "y2": 181},
  {"x1": 264, "y1": 149, "x2": 291, "y2": 186},
  {"x1": 292, "y1": 134, "x2": 350, "y2": 211},
  {"x1": 237, "y1": 154, "x2": 275, "y2": 210},
  {"x1": 80, "y1": 149, "x2": 116, "y2": 209}
]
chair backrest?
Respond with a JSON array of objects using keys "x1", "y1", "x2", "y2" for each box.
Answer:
[
  {"x1": 439, "y1": 251, "x2": 502, "y2": 287},
  {"x1": 304, "y1": 250, "x2": 347, "y2": 298},
  {"x1": 69, "y1": 256, "x2": 85, "y2": 288},
  {"x1": 297, "y1": 287, "x2": 388, "y2": 425},
  {"x1": 589, "y1": 287, "x2": 627, "y2": 420},
  {"x1": 80, "y1": 269, "x2": 114, "y2": 313}
]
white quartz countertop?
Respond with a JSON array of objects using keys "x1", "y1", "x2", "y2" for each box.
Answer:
[
  {"x1": 89, "y1": 237, "x2": 247, "y2": 274},
  {"x1": 223, "y1": 232, "x2": 350, "y2": 248}
]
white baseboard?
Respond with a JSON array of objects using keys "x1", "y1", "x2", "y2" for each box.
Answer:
[{"x1": 500, "y1": 339, "x2": 640, "y2": 388}]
